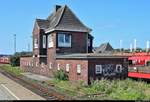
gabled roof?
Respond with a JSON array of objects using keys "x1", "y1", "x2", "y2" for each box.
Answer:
[
  {"x1": 36, "y1": 19, "x2": 49, "y2": 29},
  {"x1": 36, "y1": 5, "x2": 92, "y2": 33},
  {"x1": 94, "y1": 42, "x2": 114, "y2": 53}
]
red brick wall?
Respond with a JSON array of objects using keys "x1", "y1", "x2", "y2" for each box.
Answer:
[
  {"x1": 88, "y1": 58, "x2": 128, "y2": 82},
  {"x1": 20, "y1": 57, "x2": 33, "y2": 72},
  {"x1": 56, "y1": 32, "x2": 88, "y2": 53},
  {"x1": 20, "y1": 56, "x2": 53, "y2": 77},
  {"x1": 32, "y1": 22, "x2": 40, "y2": 56},
  {"x1": 55, "y1": 59, "x2": 88, "y2": 84},
  {"x1": 47, "y1": 32, "x2": 56, "y2": 72}
]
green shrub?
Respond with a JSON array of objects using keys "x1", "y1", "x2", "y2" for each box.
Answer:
[
  {"x1": 54, "y1": 69, "x2": 68, "y2": 81},
  {"x1": 10, "y1": 55, "x2": 20, "y2": 67}
]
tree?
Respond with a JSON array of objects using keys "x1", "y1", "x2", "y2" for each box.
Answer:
[{"x1": 10, "y1": 51, "x2": 32, "y2": 67}]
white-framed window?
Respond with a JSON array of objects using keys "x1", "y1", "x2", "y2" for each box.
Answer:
[
  {"x1": 58, "y1": 33, "x2": 71, "y2": 47},
  {"x1": 49, "y1": 62, "x2": 52, "y2": 69},
  {"x1": 43, "y1": 35, "x2": 46, "y2": 48},
  {"x1": 116, "y1": 64, "x2": 122, "y2": 73},
  {"x1": 77, "y1": 64, "x2": 81, "y2": 74},
  {"x1": 95, "y1": 65, "x2": 102, "y2": 74},
  {"x1": 34, "y1": 38, "x2": 38, "y2": 48},
  {"x1": 66, "y1": 64, "x2": 70, "y2": 72},
  {"x1": 36, "y1": 62, "x2": 38, "y2": 67},
  {"x1": 48, "y1": 34, "x2": 53, "y2": 48},
  {"x1": 57, "y1": 64, "x2": 60, "y2": 70}
]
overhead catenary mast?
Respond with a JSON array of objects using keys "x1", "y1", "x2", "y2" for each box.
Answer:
[
  {"x1": 146, "y1": 40, "x2": 149, "y2": 52},
  {"x1": 134, "y1": 39, "x2": 136, "y2": 52},
  {"x1": 120, "y1": 40, "x2": 122, "y2": 52},
  {"x1": 130, "y1": 43, "x2": 133, "y2": 52},
  {"x1": 14, "y1": 34, "x2": 16, "y2": 54}
]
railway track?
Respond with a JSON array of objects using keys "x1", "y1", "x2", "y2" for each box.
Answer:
[{"x1": 0, "y1": 69, "x2": 68, "y2": 100}]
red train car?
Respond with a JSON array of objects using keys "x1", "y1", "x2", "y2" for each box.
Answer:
[
  {"x1": 128, "y1": 52, "x2": 150, "y2": 79},
  {"x1": 0, "y1": 56, "x2": 10, "y2": 64}
]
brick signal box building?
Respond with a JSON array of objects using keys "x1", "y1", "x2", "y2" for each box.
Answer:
[{"x1": 20, "y1": 5, "x2": 128, "y2": 84}]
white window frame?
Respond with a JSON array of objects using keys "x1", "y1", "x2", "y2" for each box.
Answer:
[
  {"x1": 48, "y1": 34, "x2": 53, "y2": 48},
  {"x1": 49, "y1": 62, "x2": 52, "y2": 69},
  {"x1": 95, "y1": 65, "x2": 102, "y2": 74},
  {"x1": 66, "y1": 64, "x2": 70, "y2": 72},
  {"x1": 43, "y1": 35, "x2": 46, "y2": 48},
  {"x1": 58, "y1": 33, "x2": 71, "y2": 47},
  {"x1": 57, "y1": 64, "x2": 60, "y2": 70},
  {"x1": 36, "y1": 62, "x2": 38, "y2": 67},
  {"x1": 77, "y1": 64, "x2": 81, "y2": 74},
  {"x1": 116, "y1": 64, "x2": 122, "y2": 73},
  {"x1": 34, "y1": 38, "x2": 38, "y2": 48}
]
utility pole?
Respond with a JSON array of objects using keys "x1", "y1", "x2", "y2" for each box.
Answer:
[
  {"x1": 14, "y1": 34, "x2": 16, "y2": 54},
  {"x1": 146, "y1": 40, "x2": 149, "y2": 52},
  {"x1": 120, "y1": 40, "x2": 122, "y2": 52},
  {"x1": 134, "y1": 39, "x2": 136, "y2": 52},
  {"x1": 28, "y1": 43, "x2": 30, "y2": 52},
  {"x1": 30, "y1": 35, "x2": 33, "y2": 52},
  {"x1": 130, "y1": 43, "x2": 133, "y2": 52}
]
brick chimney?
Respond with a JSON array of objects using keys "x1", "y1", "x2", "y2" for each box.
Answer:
[{"x1": 55, "y1": 5, "x2": 61, "y2": 12}]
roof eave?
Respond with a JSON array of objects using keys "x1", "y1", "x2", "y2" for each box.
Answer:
[{"x1": 45, "y1": 28, "x2": 90, "y2": 34}]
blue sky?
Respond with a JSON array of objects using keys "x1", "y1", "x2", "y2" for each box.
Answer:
[{"x1": 0, "y1": 0, "x2": 150, "y2": 54}]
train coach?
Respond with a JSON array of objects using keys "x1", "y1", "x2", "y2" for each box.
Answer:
[{"x1": 128, "y1": 52, "x2": 150, "y2": 79}]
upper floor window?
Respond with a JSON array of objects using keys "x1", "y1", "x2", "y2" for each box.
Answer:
[
  {"x1": 58, "y1": 33, "x2": 71, "y2": 47},
  {"x1": 43, "y1": 35, "x2": 46, "y2": 48},
  {"x1": 48, "y1": 34, "x2": 53, "y2": 48},
  {"x1": 34, "y1": 38, "x2": 38, "y2": 48}
]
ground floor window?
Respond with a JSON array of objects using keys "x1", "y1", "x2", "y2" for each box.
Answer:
[
  {"x1": 66, "y1": 64, "x2": 70, "y2": 72},
  {"x1": 77, "y1": 64, "x2": 81, "y2": 74},
  {"x1": 57, "y1": 64, "x2": 60, "y2": 70},
  {"x1": 49, "y1": 62, "x2": 52, "y2": 69},
  {"x1": 95, "y1": 65, "x2": 102, "y2": 74},
  {"x1": 36, "y1": 62, "x2": 38, "y2": 67},
  {"x1": 116, "y1": 64, "x2": 122, "y2": 73}
]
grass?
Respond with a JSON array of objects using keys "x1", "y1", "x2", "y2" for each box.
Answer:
[
  {"x1": 1, "y1": 64, "x2": 150, "y2": 100},
  {"x1": 0, "y1": 64, "x2": 24, "y2": 76},
  {"x1": 46, "y1": 78, "x2": 150, "y2": 100}
]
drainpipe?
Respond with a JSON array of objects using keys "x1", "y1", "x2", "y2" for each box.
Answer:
[{"x1": 86, "y1": 33, "x2": 88, "y2": 53}]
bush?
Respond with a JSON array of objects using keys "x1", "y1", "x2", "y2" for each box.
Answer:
[
  {"x1": 54, "y1": 69, "x2": 68, "y2": 81},
  {"x1": 10, "y1": 51, "x2": 32, "y2": 67},
  {"x1": 10, "y1": 55, "x2": 20, "y2": 67}
]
